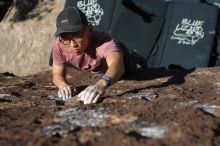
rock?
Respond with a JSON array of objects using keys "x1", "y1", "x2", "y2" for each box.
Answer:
[
  {"x1": 0, "y1": 0, "x2": 65, "y2": 76},
  {"x1": 57, "y1": 107, "x2": 109, "y2": 127},
  {"x1": 119, "y1": 121, "x2": 167, "y2": 139},
  {"x1": 176, "y1": 100, "x2": 220, "y2": 117}
]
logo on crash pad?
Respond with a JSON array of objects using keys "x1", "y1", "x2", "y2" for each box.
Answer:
[
  {"x1": 77, "y1": 0, "x2": 104, "y2": 26},
  {"x1": 171, "y1": 18, "x2": 205, "y2": 46}
]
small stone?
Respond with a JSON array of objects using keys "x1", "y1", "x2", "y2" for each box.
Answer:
[
  {"x1": 32, "y1": 117, "x2": 42, "y2": 124},
  {"x1": 65, "y1": 96, "x2": 81, "y2": 105},
  {"x1": 128, "y1": 92, "x2": 157, "y2": 101},
  {"x1": 136, "y1": 126, "x2": 167, "y2": 139},
  {"x1": 110, "y1": 114, "x2": 138, "y2": 124},
  {"x1": 56, "y1": 100, "x2": 65, "y2": 106},
  {"x1": 79, "y1": 131, "x2": 102, "y2": 144},
  {"x1": 42, "y1": 124, "x2": 80, "y2": 137},
  {"x1": 47, "y1": 95, "x2": 61, "y2": 100},
  {"x1": 120, "y1": 121, "x2": 167, "y2": 139},
  {"x1": 0, "y1": 94, "x2": 11, "y2": 98},
  {"x1": 43, "y1": 125, "x2": 63, "y2": 136},
  {"x1": 0, "y1": 94, "x2": 17, "y2": 102},
  {"x1": 102, "y1": 98, "x2": 117, "y2": 104},
  {"x1": 47, "y1": 95, "x2": 65, "y2": 105}
]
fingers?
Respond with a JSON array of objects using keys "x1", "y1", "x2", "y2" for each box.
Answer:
[
  {"x1": 65, "y1": 86, "x2": 71, "y2": 99},
  {"x1": 78, "y1": 85, "x2": 103, "y2": 104},
  {"x1": 78, "y1": 90, "x2": 85, "y2": 98},
  {"x1": 63, "y1": 87, "x2": 69, "y2": 100},
  {"x1": 58, "y1": 85, "x2": 72, "y2": 101},
  {"x1": 58, "y1": 90, "x2": 64, "y2": 99},
  {"x1": 93, "y1": 93, "x2": 101, "y2": 103},
  {"x1": 85, "y1": 91, "x2": 97, "y2": 104},
  {"x1": 78, "y1": 90, "x2": 86, "y2": 101},
  {"x1": 78, "y1": 86, "x2": 91, "y2": 103},
  {"x1": 78, "y1": 88, "x2": 93, "y2": 104}
]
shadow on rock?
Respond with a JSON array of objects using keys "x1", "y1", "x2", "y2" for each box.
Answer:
[
  {"x1": 116, "y1": 67, "x2": 195, "y2": 96},
  {"x1": 124, "y1": 67, "x2": 195, "y2": 87},
  {"x1": 12, "y1": 0, "x2": 39, "y2": 21}
]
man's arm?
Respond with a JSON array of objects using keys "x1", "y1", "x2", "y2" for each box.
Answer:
[
  {"x1": 97, "y1": 51, "x2": 125, "y2": 87},
  {"x1": 52, "y1": 64, "x2": 67, "y2": 88},
  {"x1": 78, "y1": 52, "x2": 125, "y2": 104},
  {"x1": 52, "y1": 64, "x2": 72, "y2": 100}
]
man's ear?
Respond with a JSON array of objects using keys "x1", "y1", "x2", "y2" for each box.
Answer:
[{"x1": 87, "y1": 24, "x2": 93, "y2": 32}]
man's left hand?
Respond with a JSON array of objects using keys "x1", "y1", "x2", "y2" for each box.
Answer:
[{"x1": 78, "y1": 84, "x2": 105, "y2": 104}]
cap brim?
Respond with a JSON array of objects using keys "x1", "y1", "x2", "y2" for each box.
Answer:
[{"x1": 54, "y1": 25, "x2": 82, "y2": 36}]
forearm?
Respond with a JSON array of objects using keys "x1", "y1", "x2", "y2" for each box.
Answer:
[
  {"x1": 53, "y1": 74, "x2": 68, "y2": 89},
  {"x1": 96, "y1": 62, "x2": 125, "y2": 87},
  {"x1": 105, "y1": 62, "x2": 125, "y2": 84}
]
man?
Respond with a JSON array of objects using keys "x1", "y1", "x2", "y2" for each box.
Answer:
[{"x1": 52, "y1": 7, "x2": 128, "y2": 104}]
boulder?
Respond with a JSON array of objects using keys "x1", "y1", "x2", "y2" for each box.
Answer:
[{"x1": 0, "y1": 0, "x2": 64, "y2": 76}]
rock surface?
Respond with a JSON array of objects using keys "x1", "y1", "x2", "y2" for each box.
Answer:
[
  {"x1": 0, "y1": 0, "x2": 64, "y2": 76},
  {"x1": 0, "y1": 67, "x2": 220, "y2": 146}
]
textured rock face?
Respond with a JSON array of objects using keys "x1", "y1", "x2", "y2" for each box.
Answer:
[
  {"x1": 0, "y1": 0, "x2": 64, "y2": 76},
  {"x1": 0, "y1": 67, "x2": 220, "y2": 146}
]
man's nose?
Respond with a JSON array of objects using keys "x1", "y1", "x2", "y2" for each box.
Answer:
[{"x1": 69, "y1": 40, "x2": 78, "y2": 47}]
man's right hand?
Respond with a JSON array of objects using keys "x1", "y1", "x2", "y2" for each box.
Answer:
[{"x1": 58, "y1": 84, "x2": 72, "y2": 100}]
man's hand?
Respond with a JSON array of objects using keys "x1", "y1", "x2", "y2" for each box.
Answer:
[
  {"x1": 78, "y1": 84, "x2": 105, "y2": 104},
  {"x1": 58, "y1": 84, "x2": 72, "y2": 101}
]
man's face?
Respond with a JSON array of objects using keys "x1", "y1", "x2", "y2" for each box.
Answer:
[{"x1": 59, "y1": 26, "x2": 90, "y2": 55}]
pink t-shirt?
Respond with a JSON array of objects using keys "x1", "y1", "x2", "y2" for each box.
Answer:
[{"x1": 52, "y1": 32, "x2": 123, "y2": 73}]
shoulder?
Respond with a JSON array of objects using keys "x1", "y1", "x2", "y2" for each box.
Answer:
[
  {"x1": 52, "y1": 37, "x2": 64, "y2": 53},
  {"x1": 97, "y1": 39, "x2": 124, "y2": 58},
  {"x1": 92, "y1": 31, "x2": 112, "y2": 45},
  {"x1": 52, "y1": 37, "x2": 67, "y2": 65},
  {"x1": 89, "y1": 31, "x2": 124, "y2": 57}
]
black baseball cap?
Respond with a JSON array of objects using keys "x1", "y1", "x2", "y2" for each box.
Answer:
[{"x1": 55, "y1": 7, "x2": 88, "y2": 36}]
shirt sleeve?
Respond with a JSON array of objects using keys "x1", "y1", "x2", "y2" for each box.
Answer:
[
  {"x1": 52, "y1": 38, "x2": 65, "y2": 66},
  {"x1": 97, "y1": 40, "x2": 124, "y2": 58}
]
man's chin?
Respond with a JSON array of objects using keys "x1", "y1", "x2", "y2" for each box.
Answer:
[
  {"x1": 73, "y1": 51, "x2": 84, "y2": 56},
  {"x1": 68, "y1": 50, "x2": 84, "y2": 55}
]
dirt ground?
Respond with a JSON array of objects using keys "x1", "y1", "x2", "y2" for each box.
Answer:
[{"x1": 0, "y1": 67, "x2": 220, "y2": 146}]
